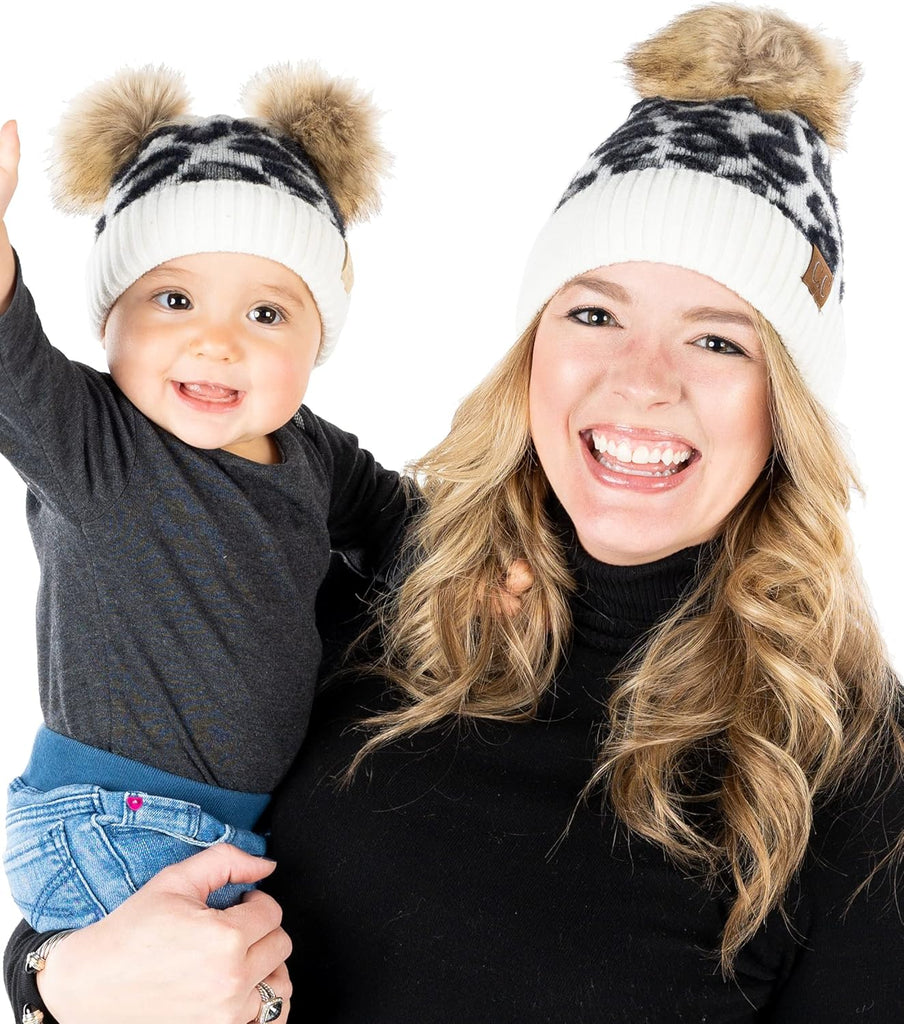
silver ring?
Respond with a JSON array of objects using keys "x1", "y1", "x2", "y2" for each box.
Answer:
[{"x1": 255, "y1": 981, "x2": 284, "y2": 1023}]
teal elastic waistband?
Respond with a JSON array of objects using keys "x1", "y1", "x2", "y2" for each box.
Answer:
[{"x1": 21, "y1": 726, "x2": 270, "y2": 831}]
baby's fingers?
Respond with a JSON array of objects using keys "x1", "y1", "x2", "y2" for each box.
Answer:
[
  {"x1": 494, "y1": 559, "x2": 535, "y2": 616},
  {"x1": 0, "y1": 120, "x2": 21, "y2": 219},
  {"x1": 0, "y1": 120, "x2": 20, "y2": 168}
]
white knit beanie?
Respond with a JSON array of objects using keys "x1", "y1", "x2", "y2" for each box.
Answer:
[
  {"x1": 516, "y1": 5, "x2": 859, "y2": 410},
  {"x1": 51, "y1": 64, "x2": 388, "y2": 363}
]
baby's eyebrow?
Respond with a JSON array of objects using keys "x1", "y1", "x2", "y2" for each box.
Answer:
[
  {"x1": 141, "y1": 266, "x2": 194, "y2": 284},
  {"x1": 257, "y1": 283, "x2": 310, "y2": 308}
]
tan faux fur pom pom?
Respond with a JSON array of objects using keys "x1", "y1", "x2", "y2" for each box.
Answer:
[
  {"x1": 52, "y1": 67, "x2": 190, "y2": 214},
  {"x1": 242, "y1": 62, "x2": 389, "y2": 225},
  {"x1": 625, "y1": 4, "x2": 860, "y2": 148}
]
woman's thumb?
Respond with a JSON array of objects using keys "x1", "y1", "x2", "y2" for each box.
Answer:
[{"x1": 144, "y1": 845, "x2": 277, "y2": 903}]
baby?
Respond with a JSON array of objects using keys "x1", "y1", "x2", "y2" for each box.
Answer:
[{"x1": 0, "y1": 65, "x2": 405, "y2": 931}]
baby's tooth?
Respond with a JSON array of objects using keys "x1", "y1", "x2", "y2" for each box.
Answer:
[
  {"x1": 662, "y1": 448, "x2": 674, "y2": 466},
  {"x1": 632, "y1": 446, "x2": 649, "y2": 465},
  {"x1": 607, "y1": 440, "x2": 618, "y2": 456},
  {"x1": 616, "y1": 442, "x2": 632, "y2": 463}
]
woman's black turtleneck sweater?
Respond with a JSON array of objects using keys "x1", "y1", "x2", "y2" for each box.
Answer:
[
  {"x1": 6, "y1": 543, "x2": 902, "y2": 1021},
  {"x1": 265, "y1": 541, "x2": 904, "y2": 1023}
]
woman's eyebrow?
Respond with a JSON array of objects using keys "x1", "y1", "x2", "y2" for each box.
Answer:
[
  {"x1": 682, "y1": 307, "x2": 757, "y2": 329},
  {"x1": 563, "y1": 276, "x2": 633, "y2": 303}
]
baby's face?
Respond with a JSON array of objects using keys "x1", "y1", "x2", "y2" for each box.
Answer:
[{"x1": 102, "y1": 252, "x2": 322, "y2": 463}]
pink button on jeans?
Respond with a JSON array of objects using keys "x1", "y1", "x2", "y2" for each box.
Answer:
[{"x1": 126, "y1": 795, "x2": 143, "y2": 811}]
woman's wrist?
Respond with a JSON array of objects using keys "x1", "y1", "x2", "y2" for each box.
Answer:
[
  {"x1": 4, "y1": 924, "x2": 74, "y2": 1024},
  {"x1": 26, "y1": 930, "x2": 77, "y2": 975},
  {"x1": 7, "y1": 929, "x2": 75, "y2": 1024},
  {"x1": 32, "y1": 927, "x2": 89, "y2": 1024}
]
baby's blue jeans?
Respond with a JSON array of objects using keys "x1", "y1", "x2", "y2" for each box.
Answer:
[{"x1": 4, "y1": 731, "x2": 268, "y2": 931}]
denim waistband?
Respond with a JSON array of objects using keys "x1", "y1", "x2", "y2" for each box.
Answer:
[{"x1": 21, "y1": 727, "x2": 270, "y2": 831}]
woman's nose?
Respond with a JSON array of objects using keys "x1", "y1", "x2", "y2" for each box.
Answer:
[{"x1": 606, "y1": 336, "x2": 680, "y2": 408}]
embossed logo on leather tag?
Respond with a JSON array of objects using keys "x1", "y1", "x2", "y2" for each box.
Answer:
[{"x1": 802, "y1": 244, "x2": 833, "y2": 309}]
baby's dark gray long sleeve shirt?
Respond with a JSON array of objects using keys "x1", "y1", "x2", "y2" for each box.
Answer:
[{"x1": 0, "y1": 261, "x2": 406, "y2": 793}]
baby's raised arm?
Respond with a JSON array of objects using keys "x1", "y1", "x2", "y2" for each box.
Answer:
[{"x1": 0, "y1": 119, "x2": 19, "y2": 313}]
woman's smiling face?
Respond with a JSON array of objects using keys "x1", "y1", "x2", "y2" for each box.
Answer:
[{"x1": 529, "y1": 261, "x2": 773, "y2": 565}]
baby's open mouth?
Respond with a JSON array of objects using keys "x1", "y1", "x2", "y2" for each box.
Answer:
[
  {"x1": 581, "y1": 429, "x2": 699, "y2": 478},
  {"x1": 178, "y1": 382, "x2": 241, "y2": 403}
]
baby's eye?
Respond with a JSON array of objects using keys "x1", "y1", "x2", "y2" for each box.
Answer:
[
  {"x1": 248, "y1": 305, "x2": 284, "y2": 326},
  {"x1": 694, "y1": 335, "x2": 744, "y2": 356},
  {"x1": 569, "y1": 307, "x2": 618, "y2": 327},
  {"x1": 153, "y1": 291, "x2": 192, "y2": 310}
]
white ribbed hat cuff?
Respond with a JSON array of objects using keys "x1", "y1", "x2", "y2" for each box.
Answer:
[
  {"x1": 516, "y1": 168, "x2": 844, "y2": 409},
  {"x1": 87, "y1": 179, "x2": 350, "y2": 362}
]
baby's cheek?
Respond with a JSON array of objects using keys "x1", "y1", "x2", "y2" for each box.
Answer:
[{"x1": 270, "y1": 355, "x2": 313, "y2": 415}]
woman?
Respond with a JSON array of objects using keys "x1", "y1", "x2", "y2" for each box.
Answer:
[{"x1": 6, "y1": 5, "x2": 902, "y2": 1022}]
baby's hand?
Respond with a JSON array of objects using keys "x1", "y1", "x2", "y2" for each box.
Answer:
[
  {"x1": 0, "y1": 120, "x2": 20, "y2": 223},
  {"x1": 495, "y1": 559, "x2": 535, "y2": 616}
]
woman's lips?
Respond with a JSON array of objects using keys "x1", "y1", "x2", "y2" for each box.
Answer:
[
  {"x1": 579, "y1": 427, "x2": 700, "y2": 490},
  {"x1": 172, "y1": 380, "x2": 243, "y2": 412}
]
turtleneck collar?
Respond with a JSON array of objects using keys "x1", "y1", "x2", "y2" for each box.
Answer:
[{"x1": 550, "y1": 502, "x2": 712, "y2": 657}]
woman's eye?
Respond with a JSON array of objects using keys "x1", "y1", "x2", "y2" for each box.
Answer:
[
  {"x1": 248, "y1": 305, "x2": 284, "y2": 326},
  {"x1": 153, "y1": 291, "x2": 191, "y2": 310},
  {"x1": 695, "y1": 335, "x2": 744, "y2": 356},
  {"x1": 569, "y1": 307, "x2": 617, "y2": 327}
]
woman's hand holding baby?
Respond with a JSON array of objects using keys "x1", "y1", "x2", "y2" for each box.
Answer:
[{"x1": 35, "y1": 845, "x2": 292, "y2": 1024}]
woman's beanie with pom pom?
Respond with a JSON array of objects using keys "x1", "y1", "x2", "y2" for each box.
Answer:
[
  {"x1": 516, "y1": 4, "x2": 859, "y2": 408},
  {"x1": 53, "y1": 64, "x2": 388, "y2": 362}
]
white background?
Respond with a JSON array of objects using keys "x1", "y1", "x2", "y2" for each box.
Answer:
[{"x1": 0, "y1": 0, "x2": 899, "y2": 941}]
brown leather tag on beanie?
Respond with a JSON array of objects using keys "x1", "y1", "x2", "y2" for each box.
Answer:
[
  {"x1": 341, "y1": 244, "x2": 355, "y2": 294},
  {"x1": 802, "y1": 244, "x2": 833, "y2": 309}
]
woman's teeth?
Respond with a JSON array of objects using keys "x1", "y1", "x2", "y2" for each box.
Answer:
[{"x1": 589, "y1": 431, "x2": 694, "y2": 476}]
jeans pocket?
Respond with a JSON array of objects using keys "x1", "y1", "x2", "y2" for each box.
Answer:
[
  {"x1": 92, "y1": 794, "x2": 266, "y2": 908},
  {"x1": 94, "y1": 819, "x2": 226, "y2": 892},
  {"x1": 4, "y1": 819, "x2": 106, "y2": 931},
  {"x1": 6, "y1": 778, "x2": 88, "y2": 838}
]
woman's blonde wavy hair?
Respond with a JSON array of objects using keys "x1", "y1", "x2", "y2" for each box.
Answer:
[{"x1": 356, "y1": 306, "x2": 902, "y2": 972}]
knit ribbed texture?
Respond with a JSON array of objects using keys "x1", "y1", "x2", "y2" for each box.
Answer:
[
  {"x1": 86, "y1": 115, "x2": 351, "y2": 362},
  {"x1": 88, "y1": 179, "x2": 350, "y2": 361},
  {"x1": 517, "y1": 167, "x2": 844, "y2": 407},
  {"x1": 516, "y1": 95, "x2": 847, "y2": 409},
  {"x1": 22, "y1": 726, "x2": 270, "y2": 829}
]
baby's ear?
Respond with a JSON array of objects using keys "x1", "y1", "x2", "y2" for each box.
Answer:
[
  {"x1": 241, "y1": 62, "x2": 390, "y2": 226},
  {"x1": 51, "y1": 67, "x2": 191, "y2": 216}
]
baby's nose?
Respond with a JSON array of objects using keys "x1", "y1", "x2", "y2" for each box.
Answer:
[{"x1": 189, "y1": 325, "x2": 241, "y2": 360}]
